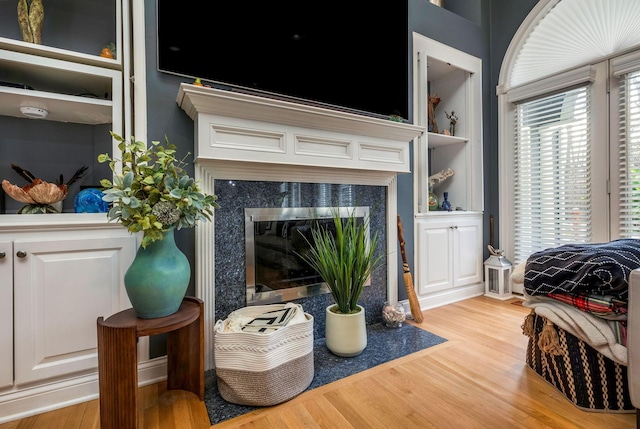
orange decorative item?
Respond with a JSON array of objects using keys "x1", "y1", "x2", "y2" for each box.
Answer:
[
  {"x1": 193, "y1": 78, "x2": 203, "y2": 86},
  {"x1": 100, "y1": 47, "x2": 114, "y2": 59}
]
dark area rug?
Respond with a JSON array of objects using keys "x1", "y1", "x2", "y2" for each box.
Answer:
[{"x1": 204, "y1": 322, "x2": 447, "y2": 425}]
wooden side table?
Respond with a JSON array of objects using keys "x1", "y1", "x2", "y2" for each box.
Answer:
[{"x1": 97, "y1": 296, "x2": 204, "y2": 429}]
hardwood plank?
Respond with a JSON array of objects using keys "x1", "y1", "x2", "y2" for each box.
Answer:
[{"x1": 0, "y1": 297, "x2": 635, "y2": 429}]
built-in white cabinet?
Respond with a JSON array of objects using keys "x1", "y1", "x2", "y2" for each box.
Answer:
[
  {"x1": 0, "y1": 216, "x2": 137, "y2": 420},
  {"x1": 412, "y1": 34, "x2": 484, "y2": 308},
  {"x1": 13, "y1": 231, "x2": 135, "y2": 384},
  {"x1": 0, "y1": 240, "x2": 13, "y2": 390},
  {"x1": 0, "y1": 1, "x2": 140, "y2": 423},
  {"x1": 416, "y1": 214, "x2": 483, "y2": 295}
]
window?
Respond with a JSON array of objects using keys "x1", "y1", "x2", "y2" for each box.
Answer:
[
  {"x1": 617, "y1": 70, "x2": 640, "y2": 238},
  {"x1": 497, "y1": 0, "x2": 640, "y2": 293},
  {"x1": 512, "y1": 87, "x2": 591, "y2": 262}
]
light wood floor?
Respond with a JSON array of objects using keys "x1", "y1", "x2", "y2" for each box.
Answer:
[{"x1": 1, "y1": 296, "x2": 636, "y2": 428}]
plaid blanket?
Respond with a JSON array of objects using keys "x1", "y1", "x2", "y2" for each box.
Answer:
[
  {"x1": 546, "y1": 291, "x2": 627, "y2": 319},
  {"x1": 524, "y1": 239, "x2": 640, "y2": 301},
  {"x1": 546, "y1": 291, "x2": 627, "y2": 345}
]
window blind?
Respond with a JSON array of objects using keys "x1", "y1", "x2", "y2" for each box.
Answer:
[
  {"x1": 513, "y1": 86, "x2": 591, "y2": 262},
  {"x1": 618, "y1": 70, "x2": 640, "y2": 238}
]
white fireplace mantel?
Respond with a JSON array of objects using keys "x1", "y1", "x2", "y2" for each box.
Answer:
[{"x1": 177, "y1": 84, "x2": 424, "y2": 369}]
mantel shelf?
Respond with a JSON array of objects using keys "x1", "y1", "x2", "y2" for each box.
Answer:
[{"x1": 177, "y1": 84, "x2": 425, "y2": 143}]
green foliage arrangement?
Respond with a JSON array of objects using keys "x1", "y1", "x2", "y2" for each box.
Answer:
[
  {"x1": 296, "y1": 209, "x2": 383, "y2": 314},
  {"x1": 98, "y1": 132, "x2": 219, "y2": 248}
]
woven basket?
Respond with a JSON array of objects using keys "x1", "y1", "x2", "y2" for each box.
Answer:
[
  {"x1": 213, "y1": 304, "x2": 314, "y2": 406},
  {"x1": 525, "y1": 313, "x2": 633, "y2": 412}
]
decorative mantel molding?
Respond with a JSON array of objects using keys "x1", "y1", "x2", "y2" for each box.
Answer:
[
  {"x1": 177, "y1": 84, "x2": 424, "y2": 369},
  {"x1": 177, "y1": 84, "x2": 423, "y2": 143}
]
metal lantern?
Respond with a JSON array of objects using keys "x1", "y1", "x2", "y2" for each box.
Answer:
[{"x1": 484, "y1": 245, "x2": 513, "y2": 300}]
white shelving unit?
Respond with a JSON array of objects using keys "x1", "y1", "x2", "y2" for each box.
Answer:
[
  {"x1": 412, "y1": 33, "x2": 484, "y2": 309},
  {"x1": 0, "y1": 2, "x2": 152, "y2": 424}
]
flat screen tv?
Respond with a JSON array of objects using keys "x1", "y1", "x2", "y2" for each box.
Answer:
[{"x1": 156, "y1": 1, "x2": 409, "y2": 120}]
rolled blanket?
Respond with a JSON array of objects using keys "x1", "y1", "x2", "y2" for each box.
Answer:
[{"x1": 524, "y1": 238, "x2": 640, "y2": 300}]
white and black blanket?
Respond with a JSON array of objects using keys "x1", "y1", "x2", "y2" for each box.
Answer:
[{"x1": 524, "y1": 238, "x2": 640, "y2": 301}]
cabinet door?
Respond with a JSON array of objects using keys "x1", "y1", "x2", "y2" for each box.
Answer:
[
  {"x1": 417, "y1": 220, "x2": 453, "y2": 294},
  {"x1": 0, "y1": 241, "x2": 13, "y2": 389},
  {"x1": 13, "y1": 235, "x2": 136, "y2": 385},
  {"x1": 453, "y1": 218, "x2": 483, "y2": 287}
]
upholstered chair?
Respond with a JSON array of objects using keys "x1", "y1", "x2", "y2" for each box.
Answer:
[{"x1": 628, "y1": 269, "x2": 640, "y2": 428}]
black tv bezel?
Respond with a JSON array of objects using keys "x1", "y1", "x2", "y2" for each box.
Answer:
[{"x1": 155, "y1": 1, "x2": 409, "y2": 120}]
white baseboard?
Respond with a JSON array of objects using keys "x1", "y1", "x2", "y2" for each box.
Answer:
[
  {"x1": 0, "y1": 357, "x2": 167, "y2": 424},
  {"x1": 401, "y1": 283, "x2": 485, "y2": 315}
]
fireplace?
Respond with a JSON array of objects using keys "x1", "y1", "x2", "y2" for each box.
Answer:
[
  {"x1": 245, "y1": 206, "x2": 371, "y2": 305},
  {"x1": 177, "y1": 84, "x2": 424, "y2": 369}
]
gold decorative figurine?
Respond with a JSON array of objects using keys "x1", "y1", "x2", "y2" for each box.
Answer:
[{"x1": 17, "y1": 0, "x2": 44, "y2": 44}]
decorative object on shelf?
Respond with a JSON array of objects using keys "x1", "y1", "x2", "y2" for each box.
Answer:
[
  {"x1": 428, "y1": 168, "x2": 455, "y2": 211},
  {"x1": 99, "y1": 42, "x2": 116, "y2": 59},
  {"x1": 428, "y1": 187, "x2": 439, "y2": 211},
  {"x1": 397, "y1": 215, "x2": 424, "y2": 322},
  {"x1": 484, "y1": 245, "x2": 513, "y2": 300},
  {"x1": 295, "y1": 208, "x2": 382, "y2": 357},
  {"x1": 429, "y1": 0, "x2": 444, "y2": 6},
  {"x1": 2, "y1": 163, "x2": 87, "y2": 214},
  {"x1": 441, "y1": 192, "x2": 452, "y2": 211},
  {"x1": 123, "y1": 228, "x2": 191, "y2": 318},
  {"x1": 428, "y1": 167, "x2": 455, "y2": 189},
  {"x1": 445, "y1": 111, "x2": 458, "y2": 136},
  {"x1": 427, "y1": 94, "x2": 441, "y2": 133},
  {"x1": 98, "y1": 132, "x2": 219, "y2": 318},
  {"x1": 100, "y1": 48, "x2": 113, "y2": 59},
  {"x1": 382, "y1": 301, "x2": 406, "y2": 328},
  {"x1": 17, "y1": 0, "x2": 44, "y2": 44},
  {"x1": 74, "y1": 188, "x2": 109, "y2": 213},
  {"x1": 193, "y1": 78, "x2": 203, "y2": 86}
]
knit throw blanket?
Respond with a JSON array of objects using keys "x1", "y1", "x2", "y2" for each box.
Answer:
[{"x1": 524, "y1": 238, "x2": 640, "y2": 301}]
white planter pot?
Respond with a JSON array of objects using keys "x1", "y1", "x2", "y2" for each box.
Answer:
[{"x1": 325, "y1": 304, "x2": 367, "y2": 357}]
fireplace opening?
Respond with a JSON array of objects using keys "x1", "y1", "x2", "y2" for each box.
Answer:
[{"x1": 245, "y1": 206, "x2": 370, "y2": 305}]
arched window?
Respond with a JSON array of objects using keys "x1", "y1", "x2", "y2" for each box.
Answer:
[{"x1": 497, "y1": 0, "x2": 640, "y2": 285}]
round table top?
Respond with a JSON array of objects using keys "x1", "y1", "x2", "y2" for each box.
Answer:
[{"x1": 100, "y1": 296, "x2": 202, "y2": 337}]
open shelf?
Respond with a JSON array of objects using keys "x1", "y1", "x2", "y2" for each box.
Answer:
[{"x1": 427, "y1": 132, "x2": 468, "y2": 148}]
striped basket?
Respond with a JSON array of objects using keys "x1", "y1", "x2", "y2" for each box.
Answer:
[
  {"x1": 525, "y1": 313, "x2": 633, "y2": 412},
  {"x1": 213, "y1": 304, "x2": 314, "y2": 406}
]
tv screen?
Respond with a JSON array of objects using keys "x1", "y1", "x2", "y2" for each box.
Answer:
[{"x1": 156, "y1": 1, "x2": 409, "y2": 120}]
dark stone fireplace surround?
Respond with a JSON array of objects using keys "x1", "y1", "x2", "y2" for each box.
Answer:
[{"x1": 213, "y1": 180, "x2": 388, "y2": 340}]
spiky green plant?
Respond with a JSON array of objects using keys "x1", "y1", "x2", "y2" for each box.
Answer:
[{"x1": 296, "y1": 209, "x2": 383, "y2": 314}]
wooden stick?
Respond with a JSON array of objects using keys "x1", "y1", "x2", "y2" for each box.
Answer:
[{"x1": 397, "y1": 215, "x2": 424, "y2": 323}]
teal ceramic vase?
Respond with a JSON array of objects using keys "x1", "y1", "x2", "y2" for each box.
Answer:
[{"x1": 124, "y1": 229, "x2": 190, "y2": 319}]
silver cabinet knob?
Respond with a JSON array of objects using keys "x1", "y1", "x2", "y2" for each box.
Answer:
[
  {"x1": 0, "y1": 251, "x2": 5, "y2": 259},
  {"x1": 16, "y1": 250, "x2": 27, "y2": 258}
]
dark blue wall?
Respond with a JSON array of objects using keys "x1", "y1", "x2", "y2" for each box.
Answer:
[
  {"x1": 144, "y1": 0, "x2": 491, "y2": 302},
  {"x1": 142, "y1": 0, "x2": 539, "y2": 302},
  {"x1": 485, "y1": 0, "x2": 537, "y2": 253}
]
